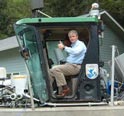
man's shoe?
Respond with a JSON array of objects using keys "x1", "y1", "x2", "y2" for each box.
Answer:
[{"x1": 56, "y1": 87, "x2": 70, "y2": 98}]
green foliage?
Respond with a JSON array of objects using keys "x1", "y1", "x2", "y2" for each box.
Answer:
[
  {"x1": 43, "y1": 0, "x2": 124, "y2": 27},
  {"x1": 0, "y1": 0, "x2": 8, "y2": 39},
  {"x1": 0, "y1": 0, "x2": 31, "y2": 39},
  {"x1": 43, "y1": 0, "x2": 94, "y2": 17},
  {"x1": 100, "y1": 0, "x2": 124, "y2": 27}
]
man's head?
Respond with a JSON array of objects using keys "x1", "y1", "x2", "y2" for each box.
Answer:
[{"x1": 68, "y1": 30, "x2": 78, "y2": 43}]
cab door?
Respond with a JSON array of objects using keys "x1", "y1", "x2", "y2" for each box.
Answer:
[{"x1": 14, "y1": 24, "x2": 50, "y2": 103}]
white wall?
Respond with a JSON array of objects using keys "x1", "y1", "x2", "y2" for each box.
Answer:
[{"x1": 0, "y1": 48, "x2": 27, "y2": 75}]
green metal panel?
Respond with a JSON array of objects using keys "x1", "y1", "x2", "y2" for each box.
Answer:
[{"x1": 16, "y1": 17, "x2": 98, "y2": 25}]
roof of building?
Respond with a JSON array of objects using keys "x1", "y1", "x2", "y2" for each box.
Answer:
[
  {"x1": 0, "y1": 36, "x2": 19, "y2": 52},
  {"x1": 100, "y1": 11, "x2": 124, "y2": 40}
]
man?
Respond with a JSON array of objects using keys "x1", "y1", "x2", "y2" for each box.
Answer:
[{"x1": 49, "y1": 30, "x2": 87, "y2": 97}]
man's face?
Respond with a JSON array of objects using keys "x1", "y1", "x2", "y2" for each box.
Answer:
[{"x1": 69, "y1": 33, "x2": 78, "y2": 43}]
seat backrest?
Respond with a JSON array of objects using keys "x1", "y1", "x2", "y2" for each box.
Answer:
[{"x1": 54, "y1": 48, "x2": 66, "y2": 64}]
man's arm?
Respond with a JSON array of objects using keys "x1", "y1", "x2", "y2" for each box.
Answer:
[{"x1": 64, "y1": 45, "x2": 85, "y2": 55}]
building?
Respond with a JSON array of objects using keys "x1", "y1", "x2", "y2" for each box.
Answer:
[
  {"x1": 100, "y1": 11, "x2": 124, "y2": 71},
  {"x1": 0, "y1": 36, "x2": 27, "y2": 76}
]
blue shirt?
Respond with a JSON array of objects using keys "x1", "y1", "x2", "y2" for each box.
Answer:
[{"x1": 64, "y1": 40, "x2": 87, "y2": 64}]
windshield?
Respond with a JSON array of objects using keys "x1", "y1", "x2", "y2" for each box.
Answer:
[{"x1": 14, "y1": 24, "x2": 49, "y2": 102}]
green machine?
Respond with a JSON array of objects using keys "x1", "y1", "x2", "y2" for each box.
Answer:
[
  {"x1": 14, "y1": 15, "x2": 106, "y2": 105},
  {"x1": 14, "y1": 0, "x2": 107, "y2": 105}
]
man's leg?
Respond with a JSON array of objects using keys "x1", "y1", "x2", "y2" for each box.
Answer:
[{"x1": 50, "y1": 63, "x2": 81, "y2": 87}]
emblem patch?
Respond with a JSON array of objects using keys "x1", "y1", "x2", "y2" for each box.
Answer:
[{"x1": 86, "y1": 64, "x2": 98, "y2": 79}]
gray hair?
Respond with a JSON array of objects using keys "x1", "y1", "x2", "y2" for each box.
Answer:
[{"x1": 68, "y1": 30, "x2": 78, "y2": 37}]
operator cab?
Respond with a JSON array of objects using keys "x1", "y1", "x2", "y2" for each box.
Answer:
[
  {"x1": 14, "y1": 16, "x2": 103, "y2": 103},
  {"x1": 42, "y1": 27, "x2": 89, "y2": 99}
]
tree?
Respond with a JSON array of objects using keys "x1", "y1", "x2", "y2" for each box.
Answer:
[
  {"x1": 43, "y1": 0, "x2": 124, "y2": 27},
  {"x1": 0, "y1": 0, "x2": 124, "y2": 39},
  {"x1": 43, "y1": 0, "x2": 95, "y2": 17},
  {"x1": 100, "y1": 0, "x2": 124, "y2": 27},
  {"x1": 0, "y1": 0, "x2": 8, "y2": 39},
  {"x1": 0, "y1": 0, "x2": 31, "y2": 39}
]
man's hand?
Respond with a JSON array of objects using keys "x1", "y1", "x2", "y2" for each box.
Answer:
[{"x1": 58, "y1": 41, "x2": 65, "y2": 50}]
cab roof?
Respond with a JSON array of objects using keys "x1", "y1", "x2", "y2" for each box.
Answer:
[{"x1": 16, "y1": 16, "x2": 98, "y2": 25}]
